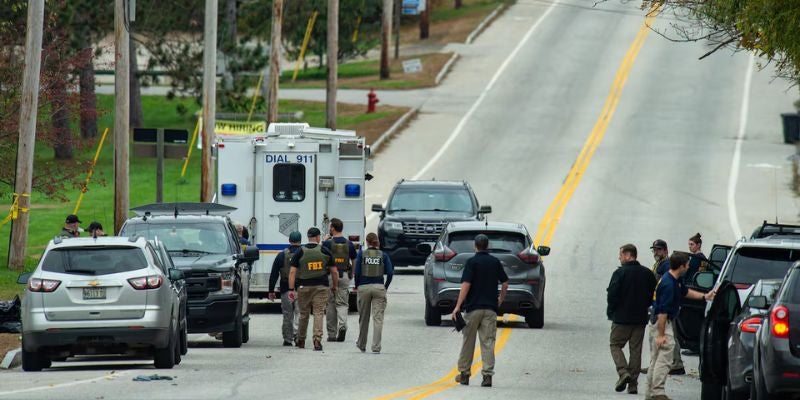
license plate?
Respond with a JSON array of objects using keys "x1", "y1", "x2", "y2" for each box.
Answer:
[{"x1": 82, "y1": 287, "x2": 106, "y2": 300}]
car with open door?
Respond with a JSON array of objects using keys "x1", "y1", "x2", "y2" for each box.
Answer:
[
  {"x1": 418, "y1": 221, "x2": 549, "y2": 328},
  {"x1": 695, "y1": 275, "x2": 742, "y2": 400},
  {"x1": 751, "y1": 261, "x2": 800, "y2": 399},
  {"x1": 676, "y1": 224, "x2": 800, "y2": 354}
]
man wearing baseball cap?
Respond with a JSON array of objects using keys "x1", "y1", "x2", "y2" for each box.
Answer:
[
  {"x1": 58, "y1": 214, "x2": 81, "y2": 238},
  {"x1": 648, "y1": 239, "x2": 685, "y2": 376},
  {"x1": 268, "y1": 231, "x2": 303, "y2": 346},
  {"x1": 288, "y1": 227, "x2": 339, "y2": 351}
]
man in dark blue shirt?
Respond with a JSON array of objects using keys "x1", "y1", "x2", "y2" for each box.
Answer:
[
  {"x1": 268, "y1": 231, "x2": 302, "y2": 346},
  {"x1": 645, "y1": 252, "x2": 714, "y2": 400},
  {"x1": 353, "y1": 232, "x2": 394, "y2": 353},
  {"x1": 452, "y1": 234, "x2": 509, "y2": 388},
  {"x1": 322, "y1": 218, "x2": 358, "y2": 342}
]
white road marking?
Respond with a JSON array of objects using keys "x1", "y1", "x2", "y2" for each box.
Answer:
[
  {"x1": 0, "y1": 370, "x2": 134, "y2": 397},
  {"x1": 727, "y1": 54, "x2": 755, "y2": 240},
  {"x1": 366, "y1": 0, "x2": 561, "y2": 226}
]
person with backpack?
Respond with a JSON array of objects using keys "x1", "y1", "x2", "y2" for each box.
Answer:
[
  {"x1": 323, "y1": 218, "x2": 357, "y2": 342},
  {"x1": 268, "y1": 231, "x2": 303, "y2": 346}
]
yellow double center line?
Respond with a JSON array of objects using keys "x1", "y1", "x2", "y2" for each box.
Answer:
[{"x1": 376, "y1": 7, "x2": 659, "y2": 400}]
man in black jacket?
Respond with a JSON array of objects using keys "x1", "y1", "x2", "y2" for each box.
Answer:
[{"x1": 607, "y1": 243, "x2": 657, "y2": 395}]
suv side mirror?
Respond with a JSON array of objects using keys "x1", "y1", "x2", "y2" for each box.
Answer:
[
  {"x1": 536, "y1": 246, "x2": 551, "y2": 256},
  {"x1": 240, "y1": 246, "x2": 260, "y2": 262},
  {"x1": 371, "y1": 204, "x2": 385, "y2": 213},
  {"x1": 17, "y1": 272, "x2": 32, "y2": 285},
  {"x1": 478, "y1": 205, "x2": 492, "y2": 214},
  {"x1": 747, "y1": 295, "x2": 768, "y2": 309},
  {"x1": 169, "y1": 269, "x2": 185, "y2": 281},
  {"x1": 416, "y1": 243, "x2": 432, "y2": 255},
  {"x1": 694, "y1": 271, "x2": 715, "y2": 290}
]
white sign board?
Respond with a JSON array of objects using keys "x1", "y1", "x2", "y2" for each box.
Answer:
[{"x1": 402, "y1": 59, "x2": 423, "y2": 74}]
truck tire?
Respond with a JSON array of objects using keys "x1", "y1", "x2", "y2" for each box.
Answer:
[
  {"x1": 21, "y1": 348, "x2": 48, "y2": 372},
  {"x1": 154, "y1": 323, "x2": 176, "y2": 369},
  {"x1": 526, "y1": 299, "x2": 544, "y2": 329},
  {"x1": 425, "y1": 300, "x2": 441, "y2": 326},
  {"x1": 242, "y1": 319, "x2": 250, "y2": 344},
  {"x1": 223, "y1": 313, "x2": 243, "y2": 348}
]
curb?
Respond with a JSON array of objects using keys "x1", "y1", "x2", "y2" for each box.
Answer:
[
  {"x1": 370, "y1": 106, "x2": 420, "y2": 154},
  {"x1": 1, "y1": 348, "x2": 21, "y2": 369},
  {"x1": 465, "y1": 4, "x2": 506, "y2": 45},
  {"x1": 435, "y1": 53, "x2": 459, "y2": 85}
]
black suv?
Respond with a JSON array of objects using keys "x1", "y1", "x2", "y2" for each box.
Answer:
[
  {"x1": 119, "y1": 203, "x2": 259, "y2": 348},
  {"x1": 372, "y1": 180, "x2": 491, "y2": 267}
]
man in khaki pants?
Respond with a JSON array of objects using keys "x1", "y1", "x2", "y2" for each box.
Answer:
[
  {"x1": 452, "y1": 234, "x2": 509, "y2": 388},
  {"x1": 288, "y1": 227, "x2": 339, "y2": 351},
  {"x1": 645, "y1": 252, "x2": 714, "y2": 400},
  {"x1": 354, "y1": 233, "x2": 394, "y2": 353}
]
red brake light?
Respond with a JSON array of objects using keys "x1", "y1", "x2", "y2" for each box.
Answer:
[
  {"x1": 29, "y1": 278, "x2": 61, "y2": 293},
  {"x1": 734, "y1": 283, "x2": 752, "y2": 290},
  {"x1": 518, "y1": 249, "x2": 540, "y2": 264},
  {"x1": 128, "y1": 275, "x2": 163, "y2": 290},
  {"x1": 772, "y1": 306, "x2": 790, "y2": 339},
  {"x1": 435, "y1": 246, "x2": 456, "y2": 262},
  {"x1": 740, "y1": 316, "x2": 763, "y2": 333}
]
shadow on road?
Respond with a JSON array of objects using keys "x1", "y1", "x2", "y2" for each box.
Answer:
[{"x1": 394, "y1": 267, "x2": 424, "y2": 276}]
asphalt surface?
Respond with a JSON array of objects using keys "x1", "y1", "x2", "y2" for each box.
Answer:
[{"x1": 3, "y1": 0, "x2": 800, "y2": 399}]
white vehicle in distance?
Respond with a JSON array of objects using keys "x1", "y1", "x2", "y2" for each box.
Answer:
[{"x1": 17, "y1": 236, "x2": 187, "y2": 371}]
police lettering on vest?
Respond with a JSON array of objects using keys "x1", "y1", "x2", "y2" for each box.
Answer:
[
  {"x1": 362, "y1": 249, "x2": 385, "y2": 278},
  {"x1": 331, "y1": 242, "x2": 351, "y2": 271},
  {"x1": 298, "y1": 245, "x2": 329, "y2": 280}
]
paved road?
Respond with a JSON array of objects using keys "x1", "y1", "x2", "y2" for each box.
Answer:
[{"x1": 4, "y1": 0, "x2": 799, "y2": 399}]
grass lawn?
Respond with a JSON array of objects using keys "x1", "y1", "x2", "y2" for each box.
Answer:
[{"x1": 0, "y1": 94, "x2": 407, "y2": 298}]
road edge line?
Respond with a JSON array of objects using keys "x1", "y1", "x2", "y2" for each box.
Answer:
[{"x1": 727, "y1": 54, "x2": 754, "y2": 240}]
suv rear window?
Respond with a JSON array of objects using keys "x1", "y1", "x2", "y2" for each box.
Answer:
[
  {"x1": 728, "y1": 247, "x2": 800, "y2": 285},
  {"x1": 42, "y1": 247, "x2": 148, "y2": 275},
  {"x1": 123, "y1": 221, "x2": 233, "y2": 254},
  {"x1": 448, "y1": 231, "x2": 527, "y2": 254},
  {"x1": 388, "y1": 188, "x2": 473, "y2": 214}
]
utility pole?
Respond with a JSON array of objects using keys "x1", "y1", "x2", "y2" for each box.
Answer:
[
  {"x1": 419, "y1": 0, "x2": 430, "y2": 40},
  {"x1": 114, "y1": 0, "x2": 130, "y2": 234},
  {"x1": 394, "y1": 0, "x2": 400, "y2": 59},
  {"x1": 8, "y1": 0, "x2": 44, "y2": 270},
  {"x1": 326, "y1": 0, "x2": 338, "y2": 129},
  {"x1": 201, "y1": 0, "x2": 218, "y2": 202},
  {"x1": 380, "y1": 0, "x2": 392, "y2": 79},
  {"x1": 267, "y1": 0, "x2": 283, "y2": 123}
]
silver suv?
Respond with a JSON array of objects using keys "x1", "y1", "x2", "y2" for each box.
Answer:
[{"x1": 18, "y1": 236, "x2": 186, "y2": 371}]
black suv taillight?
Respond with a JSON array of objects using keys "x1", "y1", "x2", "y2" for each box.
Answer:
[
  {"x1": 772, "y1": 306, "x2": 790, "y2": 339},
  {"x1": 435, "y1": 246, "x2": 456, "y2": 262}
]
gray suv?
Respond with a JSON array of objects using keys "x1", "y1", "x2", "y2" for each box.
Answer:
[
  {"x1": 19, "y1": 236, "x2": 186, "y2": 371},
  {"x1": 418, "y1": 221, "x2": 550, "y2": 328}
]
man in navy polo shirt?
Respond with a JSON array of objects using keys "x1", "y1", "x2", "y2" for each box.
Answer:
[{"x1": 645, "y1": 252, "x2": 715, "y2": 400}]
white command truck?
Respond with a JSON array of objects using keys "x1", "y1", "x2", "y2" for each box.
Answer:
[{"x1": 215, "y1": 123, "x2": 371, "y2": 299}]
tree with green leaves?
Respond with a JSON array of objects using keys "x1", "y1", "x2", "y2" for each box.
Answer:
[{"x1": 642, "y1": 0, "x2": 800, "y2": 85}]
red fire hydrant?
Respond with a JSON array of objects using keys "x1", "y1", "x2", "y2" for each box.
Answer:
[{"x1": 367, "y1": 89, "x2": 379, "y2": 113}]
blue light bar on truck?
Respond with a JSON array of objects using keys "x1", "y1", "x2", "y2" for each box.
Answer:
[
  {"x1": 344, "y1": 184, "x2": 360, "y2": 197},
  {"x1": 221, "y1": 183, "x2": 237, "y2": 196}
]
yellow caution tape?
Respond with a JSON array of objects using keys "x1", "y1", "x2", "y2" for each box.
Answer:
[{"x1": 0, "y1": 193, "x2": 30, "y2": 229}]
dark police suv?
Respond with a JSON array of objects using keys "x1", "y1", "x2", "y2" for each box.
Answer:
[
  {"x1": 371, "y1": 180, "x2": 491, "y2": 267},
  {"x1": 120, "y1": 203, "x2": 258, "y2": 348}
]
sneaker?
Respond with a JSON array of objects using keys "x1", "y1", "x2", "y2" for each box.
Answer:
[
  {"x1": 481, "y1": 375, "x2": 492, "y2": 387},
  {"x1": 296, "y1": 339, "x2": 305, "y2": 349},
  {"x1": 455, "y1": 372, "x2": 469, "y2": 385},
  {"x1": 668, "y1": 367, "x2": 685, "y2": 376},
  {"x1": 356, "y1": 344, "x2": 366, "y2": 353},
  {"x1": 615, "y1": 373, "x2": 630, "y2": 392},
  {"x1": 627, "y1": 383, "x2": 637, "y2": 394},
  {"x1": 313, "y1": 340, "x2": 323, "y2": 351},
  {"x1": 326, "y1": 337, "x2": 337, "y2": 342},
  {"x1": 336, "y1": 327, "x2": 347, "y2": 342},
  {"x1": 282, "y1": 341, "x2": 293, "y2": 346},
  {"x1": 640, "y1": 367, "x2": 648, "y2": 374}
]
